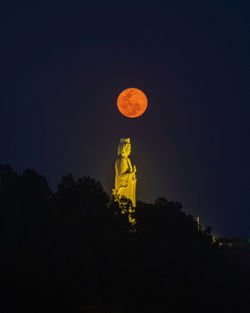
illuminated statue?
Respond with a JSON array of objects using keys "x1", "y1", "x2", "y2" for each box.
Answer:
[{"x1": 113, "y1": 138, "x2": 136, "y2": 207}]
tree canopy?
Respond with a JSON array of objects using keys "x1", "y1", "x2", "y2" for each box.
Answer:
[{"x1": 0, "y1": 165, "x2": 248, "y2": 313}]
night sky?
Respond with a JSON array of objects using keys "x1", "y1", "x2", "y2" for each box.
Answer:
[{"x1": 1, "y1": 2, "x2": 249, "y2": 237}]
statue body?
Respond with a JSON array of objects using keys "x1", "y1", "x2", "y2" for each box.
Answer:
[{"x1": 114, "y1": 138, "x2": 136, "y2": 207}]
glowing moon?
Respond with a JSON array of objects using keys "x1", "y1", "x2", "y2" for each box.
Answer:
[{"x1": 117, "y1": 88, "x2": 148, "y2": 118}]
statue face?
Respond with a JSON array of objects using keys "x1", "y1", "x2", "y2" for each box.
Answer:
[
  {"x1": 118, "y1": 139, "x2": 131, "y2": 157},
  {"x1": 126, "y1": 143, "x2": 131, "y2": 156},
  {"x1": 120, "y1": 144, "x2": 127, "y2": 157}
]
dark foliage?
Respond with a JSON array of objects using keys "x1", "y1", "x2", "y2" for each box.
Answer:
[{"x1": 0, "y1": 165, "x2": 249, "y2": 313}]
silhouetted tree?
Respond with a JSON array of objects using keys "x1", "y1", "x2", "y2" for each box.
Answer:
[{"x1": 0, "y1": 164, "x2": 248, "y2": 313}]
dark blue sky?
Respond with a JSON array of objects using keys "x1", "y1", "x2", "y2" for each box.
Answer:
[{"x1": 1, "y1": 2, "x2": 249, "y2": 237}]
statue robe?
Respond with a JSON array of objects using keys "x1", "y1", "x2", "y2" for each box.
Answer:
[{"x1": 115, "y1": 156, "x2": 136, "y2": 207}]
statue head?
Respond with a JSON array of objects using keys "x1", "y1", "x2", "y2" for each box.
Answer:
[{"x1": 117, "y1": 138, "x2": 131, "y2": 157}]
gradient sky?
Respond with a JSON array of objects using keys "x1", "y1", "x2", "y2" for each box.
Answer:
[{"x1": 1, "y1": 2, "x2": 249, "y2": 237}]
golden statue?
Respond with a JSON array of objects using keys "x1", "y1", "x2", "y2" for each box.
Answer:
[{"x1": 113, "y1": 138, "x2": 136, "y2": 207}]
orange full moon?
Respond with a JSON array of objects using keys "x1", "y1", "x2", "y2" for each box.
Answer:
[{"x1": 117, "y1": 88, "x2": 148, "y2": 118}]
